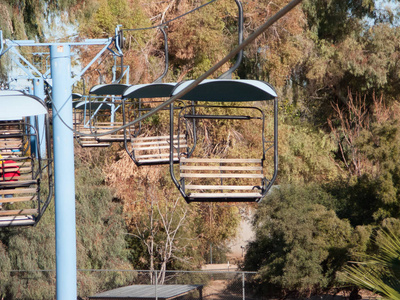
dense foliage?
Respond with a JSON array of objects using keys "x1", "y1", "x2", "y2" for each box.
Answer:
[{"x1": 1, "y1": 0, "x2": 400, "y2": 298}]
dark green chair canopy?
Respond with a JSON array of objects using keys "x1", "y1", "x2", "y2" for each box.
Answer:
[{"x1": 171, "y1": 79, "x2": 277, "y2": 102}]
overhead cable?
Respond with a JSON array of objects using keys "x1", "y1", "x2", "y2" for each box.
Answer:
[{"x1": 54, "y1": 0, "x2": 303, "y2": 138}]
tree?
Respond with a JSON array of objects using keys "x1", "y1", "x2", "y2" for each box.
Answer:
[
  {"x1": 242, "y1": 184, "x2": 354, "y2": 297},
  {"x1": 124, "y1": 174, "x2": 196, "y2": 284},
  {"x1": 106, "y1": 152, "x2": 205, "y2": 275},
  {"x1": 327, "y1": 96, "x2": 400, "y2": 225}
]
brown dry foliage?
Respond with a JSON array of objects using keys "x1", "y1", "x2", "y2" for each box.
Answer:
[{"x1": 105, "y1": 150, "x2": 165, "y2": 202}]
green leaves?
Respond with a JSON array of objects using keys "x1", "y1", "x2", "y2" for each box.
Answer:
[
  {"x1": 343, "y1": 230, "x2": 400, "y2": 300},
  {"x1": 244, "y1": 184, "x2": 353, "y2": 296}
]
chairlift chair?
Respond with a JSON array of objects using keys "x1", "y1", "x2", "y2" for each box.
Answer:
[
  {"x1": 73, "y1": 84, "x2": 130, "y2": 147},
  {"x1": 0, "y1": 90, "x2": 53, "y2": 227},
  {"x1": 73, "y1": 98, "x2": 112, "y2": 147},
  {"x1": 121, "y1": 26, "x2": 192, "y2": 166},
  {"x1": 169, "y1": 79, "x2": 278, "y2": 203},
  {"x1": 118, "y1": 27, "x2": 191, "y2": 166},
  {"x1": 122, "y1": 82, "x2": 189, "y2": 166},
  {"x1": 87, "y1": 83, "x2": 130, "y2": 143}
]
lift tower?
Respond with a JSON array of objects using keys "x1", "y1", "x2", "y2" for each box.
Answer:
[{"x1": 1, "y1": 33, "x2": 117, "y2": 300}]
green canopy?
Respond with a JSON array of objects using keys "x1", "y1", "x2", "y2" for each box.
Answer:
[
  {"x1": 89, "y1": 84, "x2": 130, "y2": 96},
  {"x1": 171, "y1": 79, "x2": 277, "y2": 102},
  {"x1": 123, "y1": 83, "x2": 176, "y2": 99}
]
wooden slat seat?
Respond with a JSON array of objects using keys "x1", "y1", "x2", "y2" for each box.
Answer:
[
  {"x1": 180, "y1": 157, "x2": 265, "y2": 201},
  {"x1": 0, "y1": 189, "x2": 37, "y2": 204},
  {"x1": 131, "y1": 135, "x2": 186, "y2": 165},
  {"x1": 0, "y1": 188, "x2": 37, "y2": 203}
]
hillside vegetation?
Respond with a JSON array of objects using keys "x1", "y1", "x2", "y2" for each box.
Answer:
[{"x1": 1, "y1": 0, "x2": 400, "y2": 299}]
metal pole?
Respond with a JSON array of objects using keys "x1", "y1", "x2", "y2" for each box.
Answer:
[
  {"x1": 210, "y1": 243, "x2": 213, "y2": 264},
  {"x1": 155, "y1": 270, "x2": 158, "y2": 300},
  {"x1": 29, "y1": 115, "x2": 37, "y2": 157},
  {"x1": 50, "y1": 44, "x2": 77, "y2": 300},
  {"x1": 33, "y1": 77, "x2": 47, "y2": 157},
  {"x1": 242, "y1": 272, "x2": 245, "y2": 300}
]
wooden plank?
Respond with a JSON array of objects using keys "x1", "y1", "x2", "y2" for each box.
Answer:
[
  {"x1": 185, "y1": 185, "x2": 262, "y2": 190},
  {"x1": 180, "y1": 173, "x2": 264, "y2": 178},
  {"x1": 136, "y1": 153, "x2": 179, "y2": 159},
  {"x1": 0, "y1": 130, "x2": 23, "y2": 134},
  {"x1": 97, "y1": 134, "x2": 125, "y2": 138},
  {"x1": 80, "y1": 143, "x2": 110, "y2": 147},
  {"x1": 0, "y1": 167, "x2": 31, "y2": 173},
  {"x1": 0, "y1": 167, "x2": 19, "y2": 172},
  {"x1": 0, "y1": 175, "x2": 33, "y2": 181},
  {"x1": 0, "y1": 188, "x2": 37, "y2": 195},
  {"x1": 189, "y1": 193, "x2": 262, "y2": 198},
  {"x1": 181, "y1": 166, "x2": 262, "y2": 171},
  {"x1": 0, "y1": 156, "x2": 30, "y2": 161},
  {"x1": 0, "y1": 150, "x2": 22, "y2": 154},
  {"x1": 0, "y1": 209, "x2": 38, "y2": 216},
  {"x1": 0, "y1": 138, "x2": 22, "y2": 142},
  {"x1": 1, "y1": 162, "x2": 31, "y2": 167},
  {"x1": 132, "y1": 139, "x2": 186, "y2": 146},
  {"x1": 97, "y1": 136, "x2": 126, "y2": 141},
  {"x1": 95, "y1": 122, "x2": 123, "y2": 125},
  {"x1": 133, "y1": 145, "x2": 187, "y2": 151},
  {"x1": 181, "y1": 158, "x2": 261, "y2": 163},
  {"x1": 92, "y1": 128, "x2": 123, "y2": 132},
  {"x1": 0, "y1": 142, "x2": 22, "y2": 147},
  {"x1": 0, "y1": 180, "x2": 38, "y2": 187},
  {"x1": 134, "y1": 135, "x2": 179, "y2": 141},
  {"x1": 137, "y1": 158, "x2": 179, "y2": 164},
  {"x1": 0, "y1": 196, "x2": 37, "y2": 203}
]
